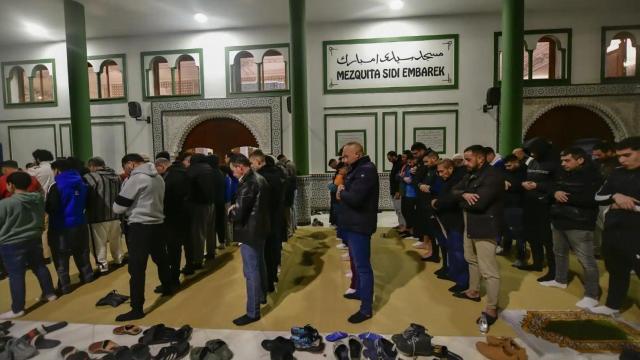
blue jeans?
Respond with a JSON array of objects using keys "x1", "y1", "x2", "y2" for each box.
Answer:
[
  {"x1": 0, "y1": 239, "x2": 55, "y2": 313},
  {"x1": 445, "y1": 230, "x2": 469, "y2": 288},
  {"x1": 240, "y1": 243, "x2": 264, "y2": 318},
  {"x1": 343, "y1": 230, "x2": 374, "y2": 315}
]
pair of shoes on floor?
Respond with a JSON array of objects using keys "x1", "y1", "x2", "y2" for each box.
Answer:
[
  {"x1": 362, "y1": 337, "x2": 397, "y2": 360},
  {"x1": 192, "y1": 339, "x2": 232, "y2": 360},
  {"x1": 261, "y1": 336, "x2": 295, "y2": 360},
  {"x1": 476, "y1": 336, "x2": 528, "y2": 360},
  {"x1": 138, "y1": 324, "x2": 193, "y2": 345},
  {"x1": 90, "y1": 344, "x2": 151, "y2": 360},
  {"x1": 96, "y1": 290, "x2": 130, "y2": 308},
  {"x1": 291, "y1": 324, "x2": 325, "y2": 353},
  {"x1": 333, "y1": 336, "x2": 363, "y2": 359},
  {"x1": 1, "y1": 338, "x2": 38, "y2": 360},
  {"x1": 391, "y1": 323, "x2": 433, "y2": 357}
]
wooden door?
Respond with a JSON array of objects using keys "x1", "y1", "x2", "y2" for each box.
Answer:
[
  {"x1": 524, "y1": 106, "x2": 614, "y2": 151},
  {"x1": 182, "y1": 118, "x2": 259, "y2": 161}
]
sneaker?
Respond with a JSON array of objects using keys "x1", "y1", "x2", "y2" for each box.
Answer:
[
  {"x1": 576, "y1": 297, "x2": 599, "y2": 309},
  {"x1": 588, "y1": 305, "x2": 620, "y2": 316},
  {"x1": 98, "y1": 264, "x2": 109, "y2": 273},
  {"x1": 412, "y1": 241, "x2": 427, "y2": 249},
  {"x1": 538, "y1": 280, "x2": 567, "y2": 289},
  {"x1": 0, "y1": 310, "x2": 24, "y2": 320},
  {"x1": 391, "y1": 323, "x2": 433, "y2": 357},
  {"x1": 336, "y1": 243, "x2": 348, "y2": 250},
  {"x1": 291, "y1": 325, "x2": 324, "y2": 353},
  {"x1": 344, "y1": 288, "x2": 356, "y2": 295}
]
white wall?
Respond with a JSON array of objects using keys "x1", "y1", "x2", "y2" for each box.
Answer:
[{"x1": 0, "y1": 8, "x2": 638, "y2": 172}]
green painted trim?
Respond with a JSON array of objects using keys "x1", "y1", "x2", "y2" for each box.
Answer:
[
  {"x1": 494, "y1": 28, "x2": 572, "y2": 87},
  {"x1": 323, "y1": 112, "x2": 378, "y2": 173},
  {"x1": 225, "y1": 43, "x2": 291, "y2": 98},
  {"x1": 59, "y1": 123, "x2": 71, "y2": 157},
  {"x1": 381, "y1": 111, "x2": 398, "y2": 172},
  {"x1": 401, "y1": 110, "x2": 458, "y2": 153},
  {"x1": 323, "y1": 34, "x2": 459, "y2": 94},
  {"x1": 2, "y1": 58, "x2": 58, "y2": 108},
  {"x1": 0, "y1": 115, "x2": 126, "y2": 123},
  {"x1": 87, "y1": 53, "x2": 128, "y2": 103},
  {"x1": 334, "y1": 129, "x2": 367, "y2": 155},
  {"x1": 290, "y1": 0, "x2": 309, "y2": 175},
  {"x1": 140, "y1": 48, "x2": 204, "y2": 101},
  {"x1": 413, "y1": 127, "x2": 447, "y2": 154},
  {"x1": 7, "y1": 124, "x2": 57, "y2": 159},
  {"x1": 325, "y1": 102, "x2": 458, "y2": 111},
  {"x1": 600, "y1": 25, "x2": 640, "y2": 83}
]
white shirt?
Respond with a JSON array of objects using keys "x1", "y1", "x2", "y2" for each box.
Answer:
[{"x1": 27, "y1": 161, "x2": 54, "y2": 196}]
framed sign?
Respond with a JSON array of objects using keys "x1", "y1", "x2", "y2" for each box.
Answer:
[
  {"x1": 324, "y1": 34, "x2": 458, "y2": 94},
  {"x1": 335, "y1": 130, "x2": 366, "y2": 155},
  {"x1": 414, "y1": 127, "x2": 446, "y2": 153}
]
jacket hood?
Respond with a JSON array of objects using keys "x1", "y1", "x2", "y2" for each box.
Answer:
[
  {"x1": 131, "y1": 162, "x2": 159, "y2": 177},
  {"x1": 14, "y1": 191, "x2": 43, "y2": 205},
  {"x1": 524, "y1": 137, "x2": 552, "y2": 160},
  {"x1": 55, "y1": 170, "x2": 84, "y2": 187}
]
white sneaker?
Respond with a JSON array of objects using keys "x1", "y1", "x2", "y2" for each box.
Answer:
[
  {"x1": 39, "y1": 294, "x2": 57, "y2": 302},
  {"x1": 576, "y1": 297, "x2": 599, "y2": 309},
  {"x1": 538, "y1": 280, "x2": 567, "y2": 289},
  {"x1": 345, "y1": 271, "x2": 353, "y2": 278},
  {"x1": 0, "y1": 310, "x2": 24, "y2": 320},
  {"x1": 344, "y1": 288, "x2": 356, "y2": 295},
  {"x1": 336, "y1": 243, "x2": 348, "y2": 250},
  {"x1": 588, "y1": 305, "x2": 620, "y2": 316},
  {"x1": 98, "y1": 264, "x2": 109, "y2": 273},
  {"x1": 495, "y1": 246, "x2": 504, "y2": 254},
  {"x1": 412, "y1": 242, "x2": 427, "y2": 249}
]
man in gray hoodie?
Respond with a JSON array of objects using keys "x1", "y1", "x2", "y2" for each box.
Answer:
[
  {"x1": 0, "y1": 171, "x2": 56, "y2": 320},
  {"x1": 113, "y1": 154, "x2": 173, "y2": 322}
]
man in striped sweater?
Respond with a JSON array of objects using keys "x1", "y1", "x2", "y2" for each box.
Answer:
[{"x1": 84, "y1": 157, "x2": 124, "y2": 273}]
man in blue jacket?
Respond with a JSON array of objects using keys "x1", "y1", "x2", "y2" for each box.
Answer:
[
  {"x1": 337, "y1": 142, "x2": 379, "y2": 323},
  {"x1": 45, "y1": 159, "x2": 93, "y2": 294}
]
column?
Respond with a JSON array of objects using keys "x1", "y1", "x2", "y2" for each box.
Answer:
[
  {"x1": 289, "y1": 0, "x2": 309, "y2": 175},
  {"x1": 498, "y1": 0, "x2": 524, "y2": 154},
  {"x1": 64, "y1": 0, "x2": 93, "y2": 161}
]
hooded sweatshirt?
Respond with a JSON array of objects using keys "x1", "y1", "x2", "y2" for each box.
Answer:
[
  {"x1": 46, "y1": 170, "x2": 88, "y2": 231},
  {"x1": 0, "y1": 192, "x2": 45, "y2": 246},
  {"x1": 113, "y1": 162, "x2": 165, "y2": 225},
  {"x1": 84, "y1": 167, "x2": 122, "y2": 223}
]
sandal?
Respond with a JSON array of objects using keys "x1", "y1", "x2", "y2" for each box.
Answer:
[
  {"x1": 113, "y1": 325, "x2": 142, "y2": 336},
  {"x1": 89, "y1": 340, "x2": 120, "y2": 354}
]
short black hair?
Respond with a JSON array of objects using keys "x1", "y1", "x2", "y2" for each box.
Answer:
[
  {"x1": 410, "y1": 142, "x2": 428, "y2": 152},
  {"x1": 176, "y1": 152, "x2": 190, "y2": 162},
  {"x1": 0, "y1": 160, "x2": 18, "y2": 169},
  {"x1": 225, "y1": 151, "x2": 235, "y2": 158},
  {"x1": 336, "y1": 162, "x2": 347, "y2": 170},
  {"x1": 265, "y1": 155, "x2": 276, "y2": 166},
  {"x1": 387, "y1": 151, "x2": 398, "y2": 157},
  {"x1": 32, "y1": 149, "x2": 54, "y2": 162},
  {"x1": 328, "y1": 158, "x2": 338, "y2": 166},
  {"x1": 121, "y1": 153, "x2": 145, "y2": 166},
  {"x1": 504, "y1": 154, "x2": 519, "y2": 163},
  {"x1": 402, "y1": 150, "x2": 412, "y2": 157},
  {"x1": 561, "y1": 147, "x2": 588, "y2": 161},
  {"x1": 155, "y1": 151, "x2": 171, "y2": 160},
  {"x1": 87, "y1": 157, "x2": 106, "y2": 168},
  {"x1": 593, "y1": 141, "x2": 615, "y2": 153},
  {"x1": 51, "y1": 158, "x2": 72, "y2": 172},
  {"x1": 425, "y1": 150, "x2": 439, "y2": 159},
  {"x1": 484, "y1": 146, "x2": 496, "y2": 155},
  {"x1": 276, "y1": 154, "x2": 286, "y2": 161},
  {"x1": 615, "y1": 136, "x2": 640, "y2": 151},
  {"x1": 7, "y1": 171, "x2": 32, "y2": 190},
  {"x1": 190, "y1": 153, "x2": 207, "y2": 164},
  {"x1": 67, "y1": 157, "x2": 86, "y2": 173},
  {"x1": 464, "y1": 145, "x2": 487, "y2": 156},
  {"x1": 230, "y1": 153, "x2": 251, "y2": 167},
  {"x1": 206, "y1": 154, "x2": 220, "y2": 168}
]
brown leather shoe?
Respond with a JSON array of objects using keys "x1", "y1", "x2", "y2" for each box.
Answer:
[{"x1": 476, "y1": 337, "x2": 528, "y2": 360}]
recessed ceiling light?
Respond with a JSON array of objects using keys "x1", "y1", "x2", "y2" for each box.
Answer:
[
  {"x1": 194, "y1": 13, "x2": 208, "y2": 23},
  {"x1": 24, "y1": 22, "x2": 47, "y2": 37},
  {"x1": 389, "y1": 0, "x2": 404, "y2": 10}
]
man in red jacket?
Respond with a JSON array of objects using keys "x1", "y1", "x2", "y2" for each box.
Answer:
[{"x1": 0, "y1": 161, "x2": 41, "y2": 199}]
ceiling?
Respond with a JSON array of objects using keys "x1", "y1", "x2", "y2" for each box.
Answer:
[{"x1": 0, "y1": 0, "x2": 638, "y2": 46}]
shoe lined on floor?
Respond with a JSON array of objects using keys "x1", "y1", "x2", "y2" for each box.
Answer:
[
  {"x1": 362, "y1": 337, "x2": 397, "y2": 360},
  {"x1": 96, "y1": 290, "x2": 129, "y2": 307},
  {"x1": 391, "y1": 323, "x2": 433, "y2": 357},
  {"x1": 333, "y1": 340, "x2": 349, "y2": 360},
  {"x1": 538, "y1": 280, "x2": 567, "y2": 289},
  {"x1": 261, "y1": 336, "x2": 294, "y2": 360},
  {"x1": 348, "y1": 336, "x2": 363, "y2": 360},
  {"x1": 588, "y1": 305, "x2": 620, "y2": 316},
  {"x1": 575, "y1": 297, "x2": 599, "y2": 309},
  {"x1": 325, "y1": 332, "x2": 348, "y2": 342},
  {"x1": 291, "y1": 325, "x2": 325, "y2": 353},
  {"x1": 476, "y1": 336, "x2": 528, "y2": 360}
]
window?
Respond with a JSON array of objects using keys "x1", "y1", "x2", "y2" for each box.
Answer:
[
  {"x1": 494, "y1": 29, "x2": 571, "y2": 86},
  {"x1": 141, "y1": 49, "x2": 203, "y2": 100},
  {"x1": 2, "y1": 59, "x2": 57, "y2": 107},
  {"x1": 605, "y1": 32, "x2": 637, "y2": 78},
  {"x1": 87, "y1": 55, "x2": 127, "y2": 102},
  {"x1": 88, "y1": 63, "x2": 99, "y2": 99},
  {"x1": 226, "y1": 44, "x2": 290, "y2": 96},
  {"x1": 100, "y1": 60, "x2": 125, "y2": 98}
]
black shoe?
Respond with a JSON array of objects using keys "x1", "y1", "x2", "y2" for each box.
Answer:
[
  {"x1": 343, "y1": 292, "x2": 360, "y2": 301},
  {"x1": 204, "y1": 254, "x2": 215, "y2": 261},
  {"x1": 347, "y1": 311, "x2": 372, "y2": 324},
  {"x1": 0, "y1": 272, "x2": 7, "y2": 281},
  {"x1": 516, "y1": 264, "x2": 543, "y2": 272},
  {"x1": 452, "y1": 292, "x2": 481, "y2": 302},
  {"x1": 433, "y1": 267, "x2": 448, "y2": 277},
  {"x1": 154, "y1": 284, "x2": 179, "y2": 296},
  {"x1": 421, "y1": 255, "x2": 441, "y2": 263},
  {"x1": 448, "y1": 284, "x2": 467, "y2": 293},
  {"x1": 437, "y1": 273, "x2": 453, "y2": 281},
  {"x1": 233, "y1": 314, "x2": 260, "y2": 326},
  {"x1": 391, "y1": 323, "x2": 433, "y2": 357},
  {"x1": 536, "y1": 273, "x2": 555, "y2": 282},
  {"x1": 115, "y1": 309, "x2": 145, "y2": 322},
  {"x1": 181, "y1": 266, "x2": 195, "y2": 275}
]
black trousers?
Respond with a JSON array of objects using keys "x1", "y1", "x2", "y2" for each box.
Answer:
[
  {"x1": 329, "y1": 191, "x2": 338, "y2": 225},
  {"x1": 165, "y1": 221, "x2": 187, "y2": 285},
  {"x1": 523, "y1": 201, "x2": 555, "y2": 273},
  {"x1": 48, "y1": 225, "x2": 94, "y2": 293},
  {"x1": 127, "y1": 223, "x2": 171, "y2": 311},
  {"x1": 186, "y1": 204, "x2": 214, "y2": 266},
  {"x1": 214, "y1": 202, "x2": 226, "y2": 246},
  {"x1": 401, "y1": 197, "x2": 417, "y2": 230},
  {"x1": 603, "y1": 226, "x2": 640, "y2": 309}
]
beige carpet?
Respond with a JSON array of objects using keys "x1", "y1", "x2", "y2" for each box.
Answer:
[{"x1": 1, "y1": 227, "x2": 638, "y2": 337}]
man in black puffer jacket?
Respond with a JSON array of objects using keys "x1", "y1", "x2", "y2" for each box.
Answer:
[
  {"x1": 183, "y1": 154, "x2": 216, "y2": 275},
  {"x1": 518, "y1": 138, "x2": 559, "y2": 282},
  {"x1": 337, "y1": 142, "x2": 379, "y2": 324},
  {"x1": 541, "y1": 147, "x2": 602, "y2": 310},
  {"x1": 228, "y1": 154, "x2": 270, "y2": 326}
]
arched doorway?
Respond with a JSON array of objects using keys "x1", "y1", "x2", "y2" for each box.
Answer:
[
  {"x1": 182, "y1": 118, "x2": 259, "y2": 161},
  {"x1": 524, "y1": 106, "x2": 615, "y2": 150}
]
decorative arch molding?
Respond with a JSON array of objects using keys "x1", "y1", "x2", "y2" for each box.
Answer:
[{"x1": 523, "y1": 98, "x2": 629, "y2": 140}]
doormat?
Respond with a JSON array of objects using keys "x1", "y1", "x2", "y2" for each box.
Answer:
[{"x1": 521, "y1": 310, "x2": 640, "y2": 353}]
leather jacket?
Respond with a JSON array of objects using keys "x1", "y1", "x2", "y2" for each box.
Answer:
[{"x1": 229, "y1": 170, "x2": 271, "y2": 247}]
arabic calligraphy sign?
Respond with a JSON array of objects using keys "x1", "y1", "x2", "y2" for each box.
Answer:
[{"x1": 324, "y1": 34, "x2": 458, "y2": 94}]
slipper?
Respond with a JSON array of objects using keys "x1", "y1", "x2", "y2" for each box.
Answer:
[
  {"x1": 42, "y1": 322, "x2": 68, "y2": 334},
  {"x1": 33, "y1": 334, "x2": 61, "y2": 349},
  {"x1": 111, "y1": 346, "x2": 132, "y2": 360},
  {"x1": 155, "y1": 341, "x2": 190, "y2": 360},
  {"x1": 96, "y1": 290, "x2": 130, "y2": 307},
  {"x1": 191, "y1": 339, "x2": 233, "y2": 360},
  {"x1": 325, "y1": 331, "x2": 348, "y2": 342},
  {"x1": 333, "y1": 340, "x2": 349, "y2": 360},
  {"x1": 67, "y1": 351, "x2": 90, "y2": 360},
  {"x1": 113, "y1": 325, "x2": 142, "y2": 336},
  {"x1": 348, "y1": 336, "x2": 363, "y2": 360},
  {"x1": 357, "y1": 332, "x2": 383, "y2": 343},
  {"x1": 139, "y1": 324, "x2": 191, "y2": 345},
  {"x1": 89, "y1": 340, "x2": 119, "y2": 354},
  {"x1": 19, "y1": 328, "x2": 41, "y2": 343},
  {"x1": 61, "y1": 346, "x2": 77, "y2": 360}
]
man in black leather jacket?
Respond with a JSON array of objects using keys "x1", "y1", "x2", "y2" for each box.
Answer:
[
  {"x1": 518, "y1": 138, "x2": 559, "y2": 283},
  {"x1": 451, "y1": 145, "x2": 504, "y2": 328},
  {"x1": 542, "y1": 147, "x2": 602, "y2": 310},
  {"x1": 228, "y1": 154, "x2": 270, "y2": 326},
  {"x1": 337, "y1": 142, "x2": 379, "y2": 324}
]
